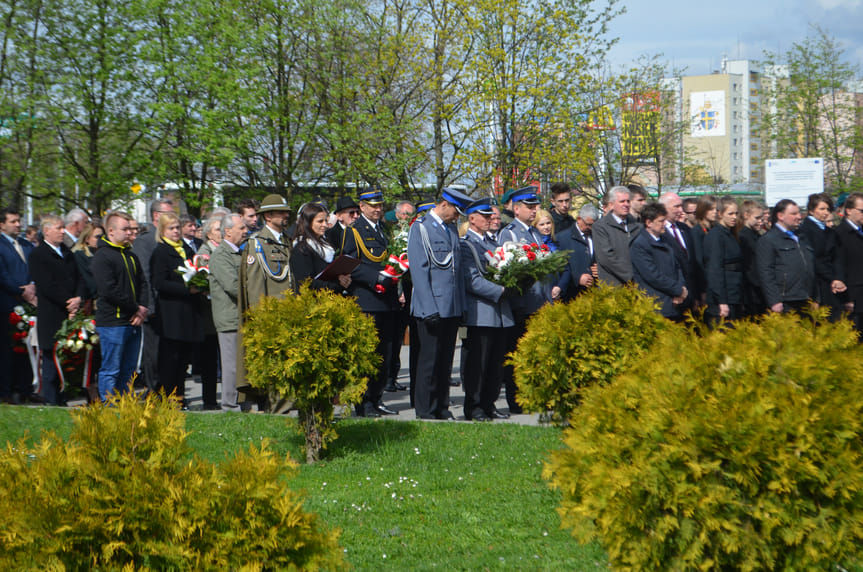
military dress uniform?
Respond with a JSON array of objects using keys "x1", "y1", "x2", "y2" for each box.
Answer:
[
  {"x1": 407, "y1": 188, "x2": 471, "y2": 420},
  {"x1": 237, "y1": 195, "x2": 294, "y2": 409},
  {"x1": 341, "y1": 190, "x2": 401, "y2": 417}
]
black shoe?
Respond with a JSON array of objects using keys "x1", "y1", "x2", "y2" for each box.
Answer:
[
  {"x1": 359, "y1": 402, "x2": 381, "y2": 418},
  {"x1": 488, "y1": 409, "x2": 510, "y2": 420},
  {"x1": 449, "y1": 379, "x2": 460, "y2": 386},
  {"x1": 384, "y1": 381, "x2": 406, "y2": 392},
  {"x1": 470, "y1": 409, "x2": 491, "y2": 422},
  {"x1": 375, "y1": 403, "x2": 399, "y2": 415},
  {"x1": 508, "y1": 404, "x2": 523, "y2": 414},
  {"x1": 436, "y1": 410, "x2": 455, "y2": 421}
]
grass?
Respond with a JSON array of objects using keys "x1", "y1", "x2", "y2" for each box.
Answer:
[{"x1": 0, "y1": 405, "x2": 608, "y2": 571}]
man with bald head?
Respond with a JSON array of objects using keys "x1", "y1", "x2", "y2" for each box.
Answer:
[{"x1": 660, "y1": 192, "x2": 699, "y2": 310}]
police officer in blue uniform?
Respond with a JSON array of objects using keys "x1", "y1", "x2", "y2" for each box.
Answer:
[
  {"x1": 341, "y1": 187, "x2": 400, "y2": 417},
  {"x1": 408, "y1": 188, "x2": 471, "y2": 420},
  {"x1": 497, "y1": 185, "x2": 552, "y2": 413},
  {"x1": 460, "y1": 198, "x2": 515, "y2": 421}
]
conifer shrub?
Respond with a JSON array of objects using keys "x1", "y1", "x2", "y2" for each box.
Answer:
[
  {"x1": 243, "y1": 284, "x2": 378, "y2": 462},
  {"x1": 545, "y1": 311, "x2": 863, "y2": 570},
  {"x1": 0, "y1": 392, "x2": 344, "y2": 570},
  {"x1": 510, "y1": 284, "x2": 673, "y2": 425}
]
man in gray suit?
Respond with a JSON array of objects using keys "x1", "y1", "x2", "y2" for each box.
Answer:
[
  {"x1": 408, "y1": 188, "x2": 471, "y2": 420},
  {"x1": 497, "y1": 185, "x2": 552, "y2": 413},
  {"x1": 592, "y1": 186, "x2": 642, "y2": 286},
  {"x1": 460, "y1": 198, "x2": 515, "y2": 421},
  {"x1": 63, "y1": 208, "x2": 90, "y2": 249}
]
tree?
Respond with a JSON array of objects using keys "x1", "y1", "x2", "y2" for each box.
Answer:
[
  {"x1": 458, "y1": 0, "x2": 621, "y2": 195},
  {"x1": 762, "y1": 26, "x2": 862, "y2": 194}
]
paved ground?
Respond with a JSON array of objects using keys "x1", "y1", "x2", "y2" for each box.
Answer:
[{"x1": 63, "y1": 341, "x2": 544, "y2": 426}]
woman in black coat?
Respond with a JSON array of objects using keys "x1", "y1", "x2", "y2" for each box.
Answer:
[
  {"x1": 797, "y1": 192, "x2": 847, "y2": 321},
  {"x1": 703, "y1": 196, "x2": 743, "y2": 323},
  {"x1": 150, "y1": 212, "x2": 203, "y2": 407},
  {"x1": 736, "y1": 200, "x2": 765, "y2": 317},
  {"x1": 290, "y1": 203, "x2": 352, "y2": 293}
]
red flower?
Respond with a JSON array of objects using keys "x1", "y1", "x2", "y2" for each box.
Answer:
[
  {"x1": 522, "y1": 245, "x2": 531, "y2": 252},
  {"x1": 540, "y1": 244, "x2": 549, "y2": 252},
  {"x1": 526, "y1": 251, "x2": 536, "y2": 261},
  {"x1": 12, "y1": 331, "x2": 26, "y2": 341},
  {"x1": 530, "y1": 243, "x2": 539, "y2": 249},
  {"x1": 12, "y1": 346, "x2": 25, "y2": 354},
  {"x1": 9, "y1": 312, "x2": 21, "y2": 325},
  {"x1": 374, "y1": 284, "x2": 386, "y2": 294}
]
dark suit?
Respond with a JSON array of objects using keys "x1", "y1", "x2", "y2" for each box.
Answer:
[
  {"x1": 341, "y1": 215, "x2": 400, "y2": 411},
  {"x1": 738, "y1": 226, "x2": 764, "y2": 316},
  {"x1": 556, "y1": 224, "x2": 593, "y2": 300},
  {"x1": 703, "y1": 224, "x2": 743, "y2": 320},
  {"x1": 289, "y1": 240, "x2": 342, "y2": 293},
  {"x1": 0, "y1": 233, "x2": 35, "y2": 399},
  {"x1": 631, "y1": 230, "x2": 686, "y2": 319},
  {"x1": 663, "y1": 221, "x2": 699, "y2": 310},
  {"x1": 798, "y1": 217, "x2": 845, "y2": 320},
  {"x1": 836, "y1": 219, "x2": 863, "y2": 333},
  {"x1": 326, "y1": 223, "x2": 348, "y2": 255},
  {"x1": 29, "y1": 242, "x2": 84, "y2": 404}
]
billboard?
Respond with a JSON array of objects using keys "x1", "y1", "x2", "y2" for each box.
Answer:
[
  {"x1": 621, "y1": 92, "x2": 659, "y2": 162},
  {"x1": 690, "y1": 91, "x2": 725, "y2": 137},
  {"x1": 764, "y1": 158, "x2": 824, "y2": 207}
]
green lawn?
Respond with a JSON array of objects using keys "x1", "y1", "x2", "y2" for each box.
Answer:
[{"x1": 0, "y1": 406, "x2": 608, "y2": 571}]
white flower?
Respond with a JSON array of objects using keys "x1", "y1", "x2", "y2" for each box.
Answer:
[
  {"x1": 13, "y1": 305, "x2": 24, "y2": 314},
  {"x1": 74, "y1": 340, "x2": 84, "y2": 351},
  {"x1": 66, "y1": 339, "x2": 75, "y2": 348},
  {"x1": 91, "y1": 335, "x2": 100, "y2": 344}
]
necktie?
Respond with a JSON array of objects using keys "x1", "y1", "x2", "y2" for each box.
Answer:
[
  {"x1": 671, "y1": 225, "x2": 686, "y2": 251},
  {"x1": 12, "y1": 239, "x2": 26, "y2": 263}
]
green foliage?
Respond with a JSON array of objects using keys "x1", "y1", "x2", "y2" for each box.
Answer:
[
  {"x1": 243, "y1": 285, "x2": 378, "y2": 462},
  {"x1": 510, "y1": 285, "x2": 673, "y2": 426},
  {"x1": 546, "y1": 312, "x2": 863, "y2": 570},
  {"x1": 0, "y1": 392, "x2": 344, "y2": 570}
]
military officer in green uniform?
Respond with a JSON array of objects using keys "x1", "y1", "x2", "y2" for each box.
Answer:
[{"x1": 237, "y1": 194, "x2": 294, "y2": 411}]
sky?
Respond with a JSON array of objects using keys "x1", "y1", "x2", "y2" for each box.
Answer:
[{"x1": 607, "y1": 0, "x2": 863, "y2": 77}]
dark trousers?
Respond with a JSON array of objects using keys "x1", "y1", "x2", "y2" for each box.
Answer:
[
  {"x1": 39, "y1": 351, "x2": 62, "y2": 405},
  {"x1": 389, "y1": 306, "x2": 410, "y2": 382},
  {"x1": 158, "y1": 338, "x2": 192, "y2": 405},
  {"x1": 501, "y1": 323, "x2": 524, "y2": 411},
  {"x1": 365, "y1": 311, "x2": 398, "y2": 406},
  {"x1": 0, "y1": 329, "x2": 33, "y2": 400},
  {"x1": 463, "y1": 326, "x2": 507, "y2": 417},
  {"x1": 413, "y1": 316, "x2": 459, "y2": 418},
  {"x1": 140, "y1": 320, "x2": 160, "y2": 392}
]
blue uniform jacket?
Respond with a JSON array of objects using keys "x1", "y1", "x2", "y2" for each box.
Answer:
[
  {"x1": 407, "y1": 213, "x2": 464, "y2": 319},
  {"x1": 460, "y1": 230, "x2": 514, "y2": 328}
]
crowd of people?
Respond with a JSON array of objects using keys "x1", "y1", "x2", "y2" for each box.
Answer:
[{"x1": 2, "y1": 183, "x2": 861, "y2": 420}]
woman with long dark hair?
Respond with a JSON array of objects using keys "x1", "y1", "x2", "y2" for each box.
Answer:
[
  {"x1": 797, "y1": 192, "x2": 847, "y2": 320},
  {"x1": 290, "y1": 203, "x2": 352, "y2": 293}
]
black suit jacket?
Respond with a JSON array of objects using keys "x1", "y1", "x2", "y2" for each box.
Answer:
[
  {"x1": 290, "y1": 240, "x2": 342, "y2": 293},
  {"x1": 798, "y1": 217, "x2": 845, "y2": 309},
  {"x1": 662, "y1": 221, "x2": 699, "y2": 308},
  {"x1": 150, "y1": 242, "x2": 204, "y2": 343},
  {"x1": 28, "y1": 242, "x2": 84, "y2": 349},
  {"x1": 556, "y1": 224, "x2": 593, "y2": 300},
  {"x1": 837, "y1": 219, "x2": 863, "y2": 311}
]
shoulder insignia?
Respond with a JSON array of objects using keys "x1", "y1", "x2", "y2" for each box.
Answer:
[{"x1": 247, "y1": 254, "x2": 255, "y2": 265}]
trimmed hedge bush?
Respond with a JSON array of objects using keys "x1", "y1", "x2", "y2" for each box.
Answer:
[
  {"x1": 510, "y1": 285, "x2": 674, "y2": 425},
  {"x1": 0, "y1": 392, "x2": 344, "y2": 570},
  {"x1": 243, "y1": 284, "x2": 378, "y2": 462},
  {"x1": 545, "y1": 312, "x2": 863, "y2": 570}
]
